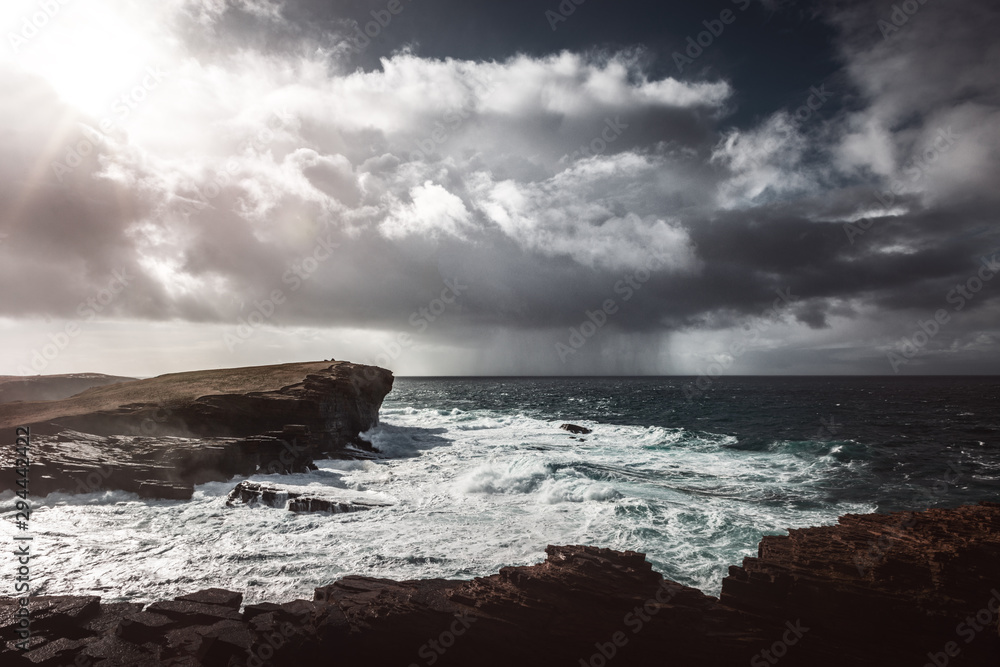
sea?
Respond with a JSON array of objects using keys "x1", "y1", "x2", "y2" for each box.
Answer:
[{"x1": 4, "y1": 376, "x2": 999, "y2": 606}]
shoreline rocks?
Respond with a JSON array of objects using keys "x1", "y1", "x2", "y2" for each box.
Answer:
[
  {"x1": 2, "y1": 502, "x2": 998, "y2": 666},
  {"x1": 225, "y1": 481, "x2": 392, "y2": 514}
]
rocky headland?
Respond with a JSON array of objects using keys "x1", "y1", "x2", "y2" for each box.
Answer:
[
  {"x1": 0, "y1": 361, "x2": 394, "y2": 499},
  {"x1": 2, "y1": 503, "x2": 999, "y2": 666}
]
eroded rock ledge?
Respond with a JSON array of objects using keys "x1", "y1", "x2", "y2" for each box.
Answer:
[
  {"x1": 0, "y1": 362, "x2": 393, "y2": 499},
  {"x1": 225, "y1": 481, "x2": 392, "y2": 514},
  {"x1": 2, "y1": 503, "x2": 998, "y2": 666}
]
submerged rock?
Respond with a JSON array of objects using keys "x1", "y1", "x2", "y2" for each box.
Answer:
[
  {"x1": 226, "y1": 480, "x2": 391, "y2": 514},
  {"x1": 138, "y1": 480, "x2": 194, "y2": 501},
  {"x1": 560, "y1": 423, "x2": 592, "y2": 434}
]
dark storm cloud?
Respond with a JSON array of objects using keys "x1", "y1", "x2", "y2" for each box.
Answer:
[{"x1": 0, "y1": 0, "x2": 997, "y2": 374}]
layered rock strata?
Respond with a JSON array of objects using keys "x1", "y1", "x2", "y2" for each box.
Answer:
[
  {"x1": 0, "y1": 362, "x2": 393, "y2": 499},
  {"x1": 2, "y1": 503, "x2": 998, "y2": 666}
]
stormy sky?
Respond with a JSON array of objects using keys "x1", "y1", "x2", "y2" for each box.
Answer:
[{"x1": 0, "y1": 0, "x2": 997, "y2": 377}]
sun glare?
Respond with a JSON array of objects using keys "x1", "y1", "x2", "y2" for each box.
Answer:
[{"x1": 3, "y1": 0, "x2": 161, "y2": 119}]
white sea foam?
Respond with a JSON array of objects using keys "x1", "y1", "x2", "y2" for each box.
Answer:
[{"x1": 0, "y1": 406, "x2": 876, "y2": 605}]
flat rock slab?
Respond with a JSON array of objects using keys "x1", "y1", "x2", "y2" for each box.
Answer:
[
  {"x1": 174, "y1": 589, "x2": 243, "y2": 610},
  {"x1": 21, "y1": 637, "x2": 87, "y2": 665},
  {"x1": 226, "y1": 480, "x2": 392, "y2": 514},
  {"x1": 144, "y1": 601, "x2": 242, "y2": 627},
  {"x1": 116, "y1": 611, "x2": 178, "y2": 644},
  {"x1": 0, "y1": 596, "x2": 100, "y2": 638}
]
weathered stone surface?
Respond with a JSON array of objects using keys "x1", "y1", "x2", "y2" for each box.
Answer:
[
  {"x1": 0, "y1": 596, "x2": 100, "y2": 640},
  {"x1": 163, "y1": 620, "x2": 250, "y2": 665},
  {"x1": 144, "y1": 601, "x2": 242, "y2": 627},
  {"x1": 226, "y1": 481, "x2": 391, "y2": 514},
  {"x1": 1, "y1": 504, "x2": 998, "y2": 666},
  {"x1": 116, "y1": 611, "x2": 178, "y2": 644},
  {"x1": 174, "y1": 590, "x2": 243, "y2": 611},
  {"x1": 80, "y1": 602, "x2": 145, "y2": 636},
  {"x1": 77, "y1": 634, "x2": 162, "y2": 665},
  {"x1": 240, "y1": 603, "x2": 283, "y2": 623},
  {"x1": 0, "y1": 361, "x2": 393, "y2": 499},
  {"x1": 720, "y1": 501, "x2": 1000, "y2": 666},
  {"x1": 20, "y1": 637, "x2": 86, "y2": 666}
]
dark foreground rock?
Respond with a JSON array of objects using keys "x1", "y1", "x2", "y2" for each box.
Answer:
[
  {"x1": 226, "y1": 481, "x2": 392, "y2": 514},
  {"x1": 560, "y1": 423, "x2": 592, "y2": 435},
  {"x1": 0, "y1": 362, "x2": 393, "y2": 499},
  {"x1": 1, "y1": 503, "x2": 998, "y2": 666},
  {"x1": 721, "y1": 501, "x2": 1000, "y2": 666}
]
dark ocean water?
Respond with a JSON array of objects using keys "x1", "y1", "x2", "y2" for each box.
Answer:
[{"x1": 386, "y1": 376, "x2": 1000, "y2": 513}]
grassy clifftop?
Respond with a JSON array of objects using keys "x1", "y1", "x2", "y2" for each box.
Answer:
[{"x1": 0, "y1": 361, "x2": 337, "y2": 430}]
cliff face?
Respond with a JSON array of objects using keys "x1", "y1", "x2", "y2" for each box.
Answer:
[
  {"x1": 0, "y1": 362, "x2": 393, "y2": 498},
  {"x1": 118, "y1": 362, "x2": 391, "y2": 449},
  {"x1": 2, "y1": 362, "x2": 392, "y2": 444},
  {"x1": 2, "y1": 503, "x2": 998, "y2": 666}
]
